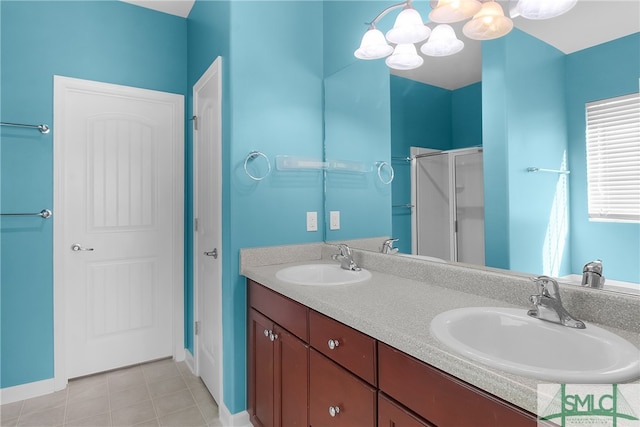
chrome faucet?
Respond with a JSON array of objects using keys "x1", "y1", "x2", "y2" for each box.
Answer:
[
  {"x1": 527, "y1": 275, "x2": 585, "y2": 329},
  {"x1": 381, "y1": 238, "x2": 399, "y2": 254},
  {"x1": 581, "y1": 259, "x2": 605, "y2": 289},
  {"x1": 332, "y1": 244, "x2": 361, "y2": 271}
]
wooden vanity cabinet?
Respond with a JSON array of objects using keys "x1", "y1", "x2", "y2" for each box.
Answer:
[
  {"x1": 378, "y1": 342, "x2": 537, "y2": 427},
  {"x1": 378, "y1": 392, "x2": 435, "y2": 427},
  {"x1": 248, "y1": 281, "x2": 309, "y2": 427}
]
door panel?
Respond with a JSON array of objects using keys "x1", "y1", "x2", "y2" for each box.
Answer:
[{"x1": 55, "y1": 76, "x2": 182, "y2": 378}]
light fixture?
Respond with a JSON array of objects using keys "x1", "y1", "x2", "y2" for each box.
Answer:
[
  {"x1": 385, "y1": 43, "x2": 424, "y2": 70},
  {"x1": 513, "y1": 0, "x2": 578, "y2": 20},
  {"x1": 462, "y1": 1, "x2": 513, "y2": 41},
  {"x1": 354, "y1": 0, "x2": 575, "y2": 71},
  {"x1": 429, "y1": 0, "x2": 482, "y2": 24},
  {"x1": 420, "y1": 24, "x2": 464, "y2": 57},
  {"x1": 355, "y1": 26, "x2": 394, "y2": 60},
  {"x1": 386, "y1": 6, "x2": 431, "y2": 44}
]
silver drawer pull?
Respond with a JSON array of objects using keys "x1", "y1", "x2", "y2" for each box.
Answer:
[
  {"x1": 328, "y1": 405, "x2": 340, "y2": 417},
  {"x1": 71, "y1": 243, "x2": 94, "y2": 252},
  {"x1": 328, "y1": 339, "x2": 340, "y2": 350}
]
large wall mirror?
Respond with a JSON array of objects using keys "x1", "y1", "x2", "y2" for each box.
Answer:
[{"x1": 323, "y1": 1, "x2": 640, "y2": 293}]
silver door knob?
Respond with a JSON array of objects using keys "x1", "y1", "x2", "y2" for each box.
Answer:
[
  {"x1": 71, "y1": 243, "x2": 94, "y2": 252},
  {"x1": 328, "y1": 406, "x2": 340, "y2": 417},
  {"x1": 328, "y1": 339, "x2": 340, "y2": 350},
  {"x1": 204, "y1": 248, "x2": 218, "y2": 258}
]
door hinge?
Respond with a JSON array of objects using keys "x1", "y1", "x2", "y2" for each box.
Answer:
[
  {"x1": 195, "y1": 321, "x2": 200, "y2": 336},
  {"x1": 194, "y1": 218, "x2": 198, "y2": 232},
  {"x1": 192, "y1": 115, "x2": 198, "y2": 131}
]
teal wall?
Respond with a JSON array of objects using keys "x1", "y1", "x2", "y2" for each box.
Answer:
[
  {"x1": 566, "y1": 33, "x2": 640, "y2": 283},
  {"x1": 0, "y1": 1, "x2": 187, "y2": 389},
  {"x1": 323, "y1": 1, "x2": 392, "y2": 243},
  {"x1": 483, "y1": 29, "x2": 570, "y2": 277},
  {"x1": 390, "y1": 77, "x2": 481, "y2": 254}
]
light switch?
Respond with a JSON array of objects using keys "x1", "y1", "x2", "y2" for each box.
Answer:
[
  {"x1": 330, "y1": 211, "x2": 340, "y2": 230},
  {"x1": 306, "y1": 211, "x2": 318, "y2": 232}
]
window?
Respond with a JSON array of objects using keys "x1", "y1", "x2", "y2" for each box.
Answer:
[{"x1": 586, "y1": 92, "x2": 640, "y2": 222}]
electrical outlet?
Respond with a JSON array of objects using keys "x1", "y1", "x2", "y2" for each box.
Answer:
[
  {"x1": 306, "y1": 211, "x2": 318, "y2": 232},
  {"x1": 330, "y1": 211, "x2": 340, "y2": 230}
]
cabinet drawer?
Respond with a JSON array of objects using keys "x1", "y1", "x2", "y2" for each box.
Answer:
[
  {"x1": 378, "y1": 393, "x2": 434, "y2": 427},
  {"x1": 309, "y1": 310, "x2": 376, "y2": 385},
  {"x1": 248, "y1": 280, "x2": 308, "y2": 342},
  {"x1": 310, "y1": 349, "x2": 376, "y2": 427},
  {"x1": 378, "y1": 342, "x2": 537, "y2": 427}
]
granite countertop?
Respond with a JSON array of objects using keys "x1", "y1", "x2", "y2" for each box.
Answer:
[{"x1": 240, "y1": 243, "x2": 640, "y2": 415}]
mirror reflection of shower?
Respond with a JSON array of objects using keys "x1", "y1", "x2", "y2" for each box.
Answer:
[{"x1": 411, "y1": 147, "x2": 485, "y2": 264}]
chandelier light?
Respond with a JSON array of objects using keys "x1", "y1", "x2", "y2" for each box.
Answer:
[
  {"x1": 513, "y1": 0, "x2": 578, "y2": 20},
  {"x1": 354, "y1": 0, "x2": 577, "y2": 71}
]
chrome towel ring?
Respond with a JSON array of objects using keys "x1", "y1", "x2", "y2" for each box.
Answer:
[
  {"x1": 377, "y1": 161, "x2": 394, "y2": 185},
  {"x1": 244, "y1": 151, "x2": 271, "y2": 181}
]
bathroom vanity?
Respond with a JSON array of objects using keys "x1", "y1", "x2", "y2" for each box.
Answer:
[{"x1": 241, "y1": 243, "x2": 640, "y2": 427}]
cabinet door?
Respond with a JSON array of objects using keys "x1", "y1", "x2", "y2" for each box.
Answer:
[
  {"x1": 378, "y1": 393, "x2": 434, "y2": 427},
  {"x1": 309, "y1": 349, "x2": 376, "y2": 427},
  {"x1": 248, "y1": 309, "x2": 275, "y2": 427},
  {"x1": 274, "y1": 325, "x2": 309, "y2": 427}
]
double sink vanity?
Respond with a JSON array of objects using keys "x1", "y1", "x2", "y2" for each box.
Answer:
[{"x1": 241, "y1": 242, "x2": 640, "y2": 426}]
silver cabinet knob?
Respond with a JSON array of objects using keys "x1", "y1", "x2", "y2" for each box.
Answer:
[
  {"x1": 269, "y1": 332, "x2": 278, "y2": 342},
  {"x1": 328, "y1": 339, "x2": 340, "y2": 350},
  {"x1": 328, "y1": 406, "x2": 340, "y2": 417},
  {"x1": 263, "y1": 329, "x2": 270, "y2": 337},
  {"x1": 71, "y1": 243, "x2": 94, "y2": 252}
]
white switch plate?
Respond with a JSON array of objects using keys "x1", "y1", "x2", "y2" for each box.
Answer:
[
  {"x1": 330, "y1": 211, "x2": 340, "y2": 230},
  {"x1": 306, "y1": 211, "x2": 318, "y2": 232}
]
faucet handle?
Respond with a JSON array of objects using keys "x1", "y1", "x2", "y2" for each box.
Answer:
[
  {"x1": 335, "y1": 243, "x2": 351, "y2": 256},
  {"x1": 530, "y1": 275, "x2": 560, "y2": 298}
]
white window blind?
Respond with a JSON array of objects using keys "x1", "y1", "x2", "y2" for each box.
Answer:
[{"x1": 586, "y1": 92, "x2": 640, "y2": 222}]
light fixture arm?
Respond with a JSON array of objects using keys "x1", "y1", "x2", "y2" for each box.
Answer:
[{"x1": 365, "y1": 0, "x2": 411, "y2": 29}]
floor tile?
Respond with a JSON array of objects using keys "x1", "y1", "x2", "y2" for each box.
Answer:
[
  {"x1": 142, "y1": 364, "x2": 180, "y2": 384},
  {"x1": 197, "y1": 401, "x2": 219, "y2": 424},
  {"x1": 17, "y1": 405, "x2": 65, "y2": 427},
  {"x1": 157, "y1": 406, "x2": 205, "y2": 427},
  {"x1": 108, "y1": 369, "x2": 146, "y2": 393},
  {"x1": 1, "y1": 417, "x2": 19, "y2": 427},
  {"x1": 21, "y1": 390, "x2": 67, "y2": 416},
  {"x1": 65, "y1": 395, "x2": 109, "y2": 422},
  {"x1": 147, "y1": 376, "x2": 187, "y2": 399},
  {"x1": 152, "y1": 389, "x2": 196, "y2": 418},
  {"x1": 132, "y1": 419, "x2": 159, "y2": 427},
  {"x1": 1, "y1": 400, "x2": 24, "y2": 421},
  {"x1": 68, "y1": 376, "x2": 109, "y2": 404},
  {"x1": 64, "y1": 411, "x2": 111, "y2": 427},
  {"x1": 110, "y1": 384, "x2": 151, "y2": 412},
  {"x1": 111, "y1": 400, "x2": 156, "y2": 427}
]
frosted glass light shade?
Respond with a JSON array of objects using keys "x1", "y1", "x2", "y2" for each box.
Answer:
[
  {"x1": 385, "y1": 8, "x2": 431, "y2": 44},
  {"x1": 429, "y1": 0, "x2": 482, "y2": 24},
  {"x1": 463, "y1": 1, "x2": 513, "y2": 40},
  {"x1": 385, "y1": 43, "x2": 424, "y2": 70},
  {"x1": 515, "y1": 0, "x2": 578, "y2": 20},
  {"x1": 420, "y1": 24, "x2": 464, "y2": 57},
  {"x1": 354, "y1": 28, "x2": 393, "y2": 60}
]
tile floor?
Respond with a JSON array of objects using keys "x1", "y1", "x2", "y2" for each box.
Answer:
[{"x1": 0, "y1": 359, "x2": 221, "y2": 427}]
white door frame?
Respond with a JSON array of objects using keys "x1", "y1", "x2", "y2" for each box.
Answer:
[
  {"x1": 52, "y1": 76, "x2": 184, "y2": 390},
  {"x1": 192, "y1": 57, "x2": 223, "y2": 401}
]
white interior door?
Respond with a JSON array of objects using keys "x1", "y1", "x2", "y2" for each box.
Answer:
[
  {"x1": 54, "y1": 76, "x2": 184, "y2": 379},
  {"x1": 193, "y1": 58, "x2": 223, "y2": 405}
]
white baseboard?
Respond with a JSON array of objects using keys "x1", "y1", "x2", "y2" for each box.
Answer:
[
  {"x1": 184, "y1": 349, "x2": 196, "y2": 375},
  {"x1": 218, "y1": 403, "x2": 251, "y2": 427},
  {"x1": 0, "y1": 378, "x2": 57, "y2": 405}
]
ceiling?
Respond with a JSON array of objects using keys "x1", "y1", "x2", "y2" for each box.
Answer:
[{"x1": 123, "y1": 0, "x2": 639, "y2": 89}]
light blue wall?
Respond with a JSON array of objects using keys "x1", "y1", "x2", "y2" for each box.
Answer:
[
  {"x1": 483, "y1": 29, "x2": 570, "y2": 277},
  {"x1": 323, "y1": 1, "x2": 392, "y2": 243},
  {"x1": 0, "y1": 1, "x2": 187, "y2": 389},
  {"x1": 566, "y1": 33, "x2": 640, "y2": 283},
  {"x1": 389, "y1": 77, "x2": 481, "y2": 253}
]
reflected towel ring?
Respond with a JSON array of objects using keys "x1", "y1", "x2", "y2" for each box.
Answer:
[
  {"x1": 244, "y1": 151, "x2": 271, "y2": 181},
  {"x1": 377, "y1": 161, "x2": 394, "y2": 185}
]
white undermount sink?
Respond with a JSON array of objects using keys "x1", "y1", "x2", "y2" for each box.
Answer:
[
  {"x1": 276, "y1": 264, "x2": 371, "y2": 286},
  {"x1": 430, "y1": 307, "x2": 640, "y2": 383}
]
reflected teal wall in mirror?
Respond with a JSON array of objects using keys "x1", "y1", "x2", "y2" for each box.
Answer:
[
  {"x1": 483, "y1": 29, "x2": 570, "y2": 277},
  {"x1": 566, "y1": 33, "x2": 640, "y2": 283},
  {"x1": 324, "y1": 1, "x2": 392, "y2": 243}
]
